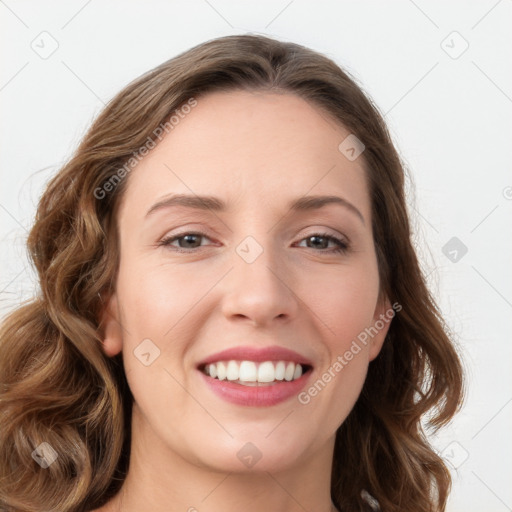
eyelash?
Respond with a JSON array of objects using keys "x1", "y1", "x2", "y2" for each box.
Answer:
[{"x1": 157, "y1": 231, "x2": 350, "y2": 254}]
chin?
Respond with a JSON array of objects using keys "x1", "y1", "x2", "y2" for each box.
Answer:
[{"x1": 184, "y1": 435, "x2": 308, "y2": 474}]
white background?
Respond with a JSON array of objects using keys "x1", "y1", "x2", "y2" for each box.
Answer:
[{"x1": 1, "y1": 1, "x2": 511, "y2": 511}]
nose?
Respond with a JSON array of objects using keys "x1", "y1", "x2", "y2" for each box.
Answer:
[{"x1": 220, "y1": 241, "x2": 300, "y2": 328}]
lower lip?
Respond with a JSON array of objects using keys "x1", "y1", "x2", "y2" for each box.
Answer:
[{"x1": 198, "y1": 369, "x2": 312, "y2": 407}]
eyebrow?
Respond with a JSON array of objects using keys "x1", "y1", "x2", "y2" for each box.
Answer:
[{"x1": 145, "y1": 193, "x2": 365, "y2": 225}]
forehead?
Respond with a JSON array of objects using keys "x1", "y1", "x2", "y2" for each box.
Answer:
[{"x1": 118, "y1": 89, "x2": 370, "y2": 220}]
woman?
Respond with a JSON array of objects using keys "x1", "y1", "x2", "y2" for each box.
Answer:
[{"x1": 0, "y1": 34, "x2": 464, "y2": 512}]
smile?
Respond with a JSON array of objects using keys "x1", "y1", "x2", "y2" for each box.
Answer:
[
  {"x1": 198, "y1": 361, "x2": 313, "y2": 406},
  {"x1": 200, "y1": 360, "x2": 311, "y2": 385}
]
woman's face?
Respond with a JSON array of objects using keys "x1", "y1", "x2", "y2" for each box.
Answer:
[{"x1": 101, "y1": 90, "x2": 391, "y2": 473}]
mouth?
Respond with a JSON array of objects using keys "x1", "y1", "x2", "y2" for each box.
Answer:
[
  {"x1": 195, "y1": 345, "x2": 314, "y2": 406},
  {"x1": 196, "y1": 358, "x2": 314, "y2": 407},
  {"x1": 198, "y1": 360, "x2": 313, "y2": 386}
]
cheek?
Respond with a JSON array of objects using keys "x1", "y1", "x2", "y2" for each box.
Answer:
[
  {"x1": 116, "y1": 263, "x2": 208, "y2": 418},
  {"x1": 118, "y1": 261, "x2": 209, "y2": 335},
  {"x1": 300, "y1": 263, "x2": 378, "y2": 420},
  {"x1": 307, "y1": 262, "x2": 380, "y2": 350},
  {"x1": 116, "y1": 261, "x2": 216, "y2": 378},
  {"x1": 325, "y1": 354, "x2": 369, "y2": 430}
]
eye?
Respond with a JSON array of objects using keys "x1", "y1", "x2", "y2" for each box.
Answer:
[
  {"x1": 295, "y1": 232, "x2": 350, "y2": 254},
  {"x1": 158, "y1": 232, "x2": 213, "y2": 252},
  {"x1": 157, "y1": 231, "x2": 350, "y2": 254}
]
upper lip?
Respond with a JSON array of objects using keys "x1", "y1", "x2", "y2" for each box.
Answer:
[{"x1": 197, "y1": 345, "x2": 314, "y2": 368}]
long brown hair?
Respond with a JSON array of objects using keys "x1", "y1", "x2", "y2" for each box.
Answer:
[{"x1": 0, "y1": 34, "x2": 464, "y2": 512}]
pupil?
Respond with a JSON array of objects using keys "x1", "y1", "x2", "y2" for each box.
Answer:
[
  {"x1": 310, "y1": 235, "x2": 326, "y2": 248},
  {"x1": 183, "y1": 235, "x2": 199, "y2": 247}
]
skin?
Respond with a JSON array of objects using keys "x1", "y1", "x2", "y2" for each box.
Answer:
[{"x1": 94, "y1": 90, "x2": 392, "y2": 512}]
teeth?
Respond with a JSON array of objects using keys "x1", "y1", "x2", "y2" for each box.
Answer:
[
  {"x1": 284, "y1": 361, "x2": 295, "y2": 381},
  {"x1": 208, "y1": 363, "x2": 217, "y2": 379},
  {"x1": 257, "y1": 361, "x2": 275, "y2": 383},
  {"x1": 226, "y1": 361, "x2": 239, "y2": 381},
  {"x1": 239, "y1": 361, "x2": 257, "y2": 382},
  {"x1": 203, "y1": 360, "x2": 306, "y2": 383},
  {"x1": 275, "y1": 361, "x2": 286, "y2": 380},
  {"x1": 216, "y1": 362, "x2": 227, "y2": 380}
]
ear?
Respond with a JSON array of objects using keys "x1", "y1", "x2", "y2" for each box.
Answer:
[
  {"x1": 368, "y1": 295, "x2": 394, "y2": 361},
  {"x1": 98, "y1": 292, "x2": 123, "y2": 357}
]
